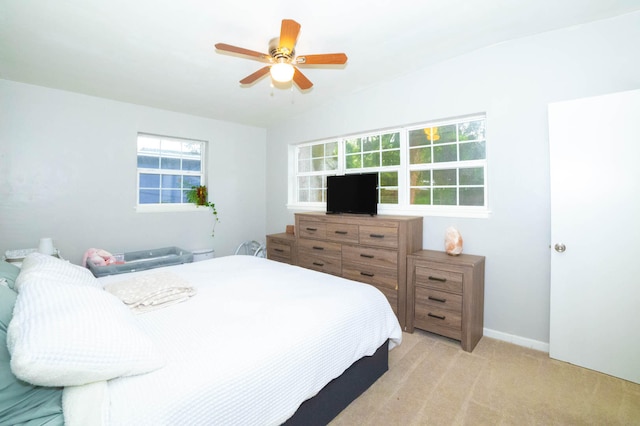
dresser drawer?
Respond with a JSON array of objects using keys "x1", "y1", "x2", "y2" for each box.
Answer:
[
  {"x1": 414, "y1": 306, "x2": 462, "y2": 340},
  {"x1": 415, "y1": 287, "x2": 462, "y2": 313},
  {"x1": 297, "y1": 252, "x2": 342, "y2": 276},
  {"x1": 415, "y1": 266, "x2": 463, "y2": 293},
  {"x1": 343, "y1": 262, "x2": 398, "y2": 290},
  {"x1": 326, "y1": 223, "x2": 359, "y2": 244},
  {"x1": 375, "y1": 285, "x2": 399, "y2": 316},
  {"x1": 298, "y1": 238, "x2": 342, "y2": 258},
  {"x1": 298, "y1": 220, "x2": 326, "y2": 239},
  {"x1": 359, "y1": 225, "x2": 398, "y2": 248},
  {"x1": 342, "y1": 244, "x2": 397, "y2": 270}
]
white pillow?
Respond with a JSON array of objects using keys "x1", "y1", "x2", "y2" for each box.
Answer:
[
  {"x1": 7, "y1": 279, "x2": 165, "y2": 386},
  {"x1": 15, "y1": 252, "x2": 101, "y2": 292}
]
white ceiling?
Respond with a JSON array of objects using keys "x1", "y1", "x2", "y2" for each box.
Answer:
[{"x1": 2, "y1": 0, "x2": 639, "y2": 128}]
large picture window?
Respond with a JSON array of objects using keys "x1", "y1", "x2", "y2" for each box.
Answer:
[
  {"x1": 137, "y1": 133, "x2": 206, "y2": 208},
  {"x1": 290, "y1": 114, "x2": 487, "y2": 217}
]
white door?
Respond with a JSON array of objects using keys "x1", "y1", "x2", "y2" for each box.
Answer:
[{"x1": 549, "y1": 89, "x2": 640, "y2": 384}]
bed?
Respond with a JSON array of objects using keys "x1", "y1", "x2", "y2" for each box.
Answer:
[{"x1": 1, "y1": 252, "x2": 402, "y2": 425}]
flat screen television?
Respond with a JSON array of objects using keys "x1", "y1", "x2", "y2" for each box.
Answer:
[{"x1": 326, "y1": 173, "x2": 378, "y2": 216}]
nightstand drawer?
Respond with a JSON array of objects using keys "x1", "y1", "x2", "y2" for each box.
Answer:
[
  {"x1": 415, "y1": 287, "x2": 462, "y2": 312},
  {"x1": 415, "y1": 266, "x2": 463, "y2": 293},
  {"x1": 414, "y1": 307, "x2": 462, "y2": 340},
  {"x1": 359, "y1": 225, "x2": 398, "y2": 248}
]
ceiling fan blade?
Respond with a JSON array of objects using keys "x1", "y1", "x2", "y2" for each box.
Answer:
[
  {"x1": 215, "y1": 43, "x2": 271, "y2": 62},
  {"x1": 296, "y1": 53, "x2": 348, "y2": 65},
  {"x1": 240, "y1": 66, "x2": 271, "y2": 85},
  {"x1": 293, "y1": 68, "x2": 313, "y2": 90},
  {"x1": 279, "y1": 19, "x2": 301, "y2": 54}
]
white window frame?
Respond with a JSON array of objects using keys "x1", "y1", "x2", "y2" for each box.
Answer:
[
  {"x1": 136, "y1": 133, "x2": 207, "y2": 213},
  {"x1": 287, "y1": 114, "x2": 490, "y2": 218}
]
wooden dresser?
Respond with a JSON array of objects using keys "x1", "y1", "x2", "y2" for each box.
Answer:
[
  {"x1": 294, "y1": 212, "x2": 423, "y2": 329},
  {"x1": 266, "y1": 232, "x2": 297, "y2": 265},
  {"x1": 407, "y1": 250, "x2": 485, "y2": 352}
]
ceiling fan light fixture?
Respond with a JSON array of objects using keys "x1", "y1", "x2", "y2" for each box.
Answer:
[{"x1": 270, "y1": 62, "x2": 295, "y2": 83}]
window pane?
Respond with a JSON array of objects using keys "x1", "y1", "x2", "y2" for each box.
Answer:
[
  {"x1": 409, "y1": 129, "x2": 431, "y2": 147},
  {"x1": 298, "y1": 146, "x2": 311, "y2": 160},
  {"x1": 326, "y1": 156, "x2": 338, "y2": 171},
  {"x1": 380, "y1": 171, "x2": 398, "y2": 186},
  {"x1": 363, "y1": 152, "x2": 380, "y2": 168},
  {"x1": 183, "y1": 142, "x2": 201, "y2": 155},
  {"x1": 382, "y1": 150, "x2": 400, "y2": 166},
  {"x1": 162, "y1": 174, "x2": 182, "y2": 189},
  {"x1": 410, "y1": 170, "x2": 431, "y2": 186},
  {"x1": 161, "y1": 157, "x2": 180, "y2": 170},
  {"x1": 310, "y1": 175, "x2": 323, "y2": 188},
  {"x1": 139, "y1": 173, "x2": 160, "y2": 188},
  {"x1": 346, "y1": 154, "x2": 361, "y2": 169},
  {"x1": 312, "y1": 158, "x2": 325, "y2": 171},
  {"x1": 298, "y1": 176, "x2": 309, "y2": 190},
  {"x1": 433, "y1": 188, "x2": 456, "y2": 205},
  {"x1": 182, "y1": 159, "x2": 201, "y2": 171},
  {"x1": 161, "y1": 140, "x2": 182, "y2": 154},
  {"x1": 434, "y1": 145, "x2": 457, "y2": 163},
  {"x1": 138, "y1": 155, "x2": 159, "y2": 168},
  {"x1": 460, "y1": 141, "x2": 486, "y2": 161},
  {"x1": 298, "y1": 158, "x2": 311, "y2": 173},
  {"x1": 363, "y1": 135, "x2": 380, "y2": 152},
  {"x1": 311, "y1": 144, "x2": 324, "y2": 158},
  {"x1": 409, "y1": 147, "x2": 431, "y2": 165},
  {"x1": 298, "y1": 190, "x2": 309, "y2": 202},
  {"x1": 460, "y1": 167, "x2": 484, "y2": 185},
  {"x1": 433, "y1": 169, "x2": 457, "y2": 186},
  {"x1": 325, "y1": 142, "x2": 338, "y2": 156},
  {"x1": 460, "y1": 188, "x2": 484, "y2": 206},
  {"x1": 161, "y1": 189, "x2": 182, "y2": 203},
  {"x1": 459, "y1": 120, "x2": 485, "y2": 141},
  {"x1": 410, "y1": 188, "x2": 431, "y2": 205},
  {"x1": 309, "y1": 189, "x2": 323, "y2": 202},
  {"x1": 433, "y1": 124, "x2": 457, "y2": 144},
  {"x1": 183, "y1": 176, "x2": 201, "y2": 188},
  {"x1": 382, "y1": 132, "x2": 400, "y2": 149},
  {"x1": 139, "y1": 189, "x2": 159, "y2": 204},
  {"x1": 380, "y1": 188, "x2": 398, "y2": 204},
  {"x1": 345, "y1": 138, "x2": 361, "y2": 154}
]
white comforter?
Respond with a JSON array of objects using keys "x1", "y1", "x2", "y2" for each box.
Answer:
[{"x1": 63, "y1": 256, "x2": 402, "y2": 426}]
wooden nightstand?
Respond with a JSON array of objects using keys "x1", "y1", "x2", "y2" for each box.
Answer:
[
  {"x1": 266, "y1": 233, "x2": 297, "y2": 265},
  {"x1": 407, "y1": 250, "x2": 485, "y2": 352}
]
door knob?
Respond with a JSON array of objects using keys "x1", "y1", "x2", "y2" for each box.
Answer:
[{"x1": 554, "y1": 243, "x2": 566, "y2": 253}]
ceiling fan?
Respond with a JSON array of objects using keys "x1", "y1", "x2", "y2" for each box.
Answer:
[{"x1": 214, "y1": 19, "x2": 348, "y2": 90}]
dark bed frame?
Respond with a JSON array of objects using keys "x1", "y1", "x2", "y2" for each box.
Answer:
[{"x1": 283, "y1": 339, "x2": 389, "y2": 426}]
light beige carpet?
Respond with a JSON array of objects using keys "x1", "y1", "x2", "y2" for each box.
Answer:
[{"x1": 330, "y1": 330, "x2": 640, "y2": 425}]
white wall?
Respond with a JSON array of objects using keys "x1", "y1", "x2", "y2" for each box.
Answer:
[
  {"x1": 0, "y1": 80, "x2": 267, "y2": 264},
  {"x1": 265, "y1": 12, "x2": 640, "y2": 347}
]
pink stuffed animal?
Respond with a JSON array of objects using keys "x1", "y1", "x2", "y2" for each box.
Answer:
[{"x1": 83, "y1": 248, "x2": 116, "y2": 267}]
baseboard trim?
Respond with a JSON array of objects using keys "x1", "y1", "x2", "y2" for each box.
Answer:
[{"x1": 483, "y1": 328, "x2": 550, "y2": 353}]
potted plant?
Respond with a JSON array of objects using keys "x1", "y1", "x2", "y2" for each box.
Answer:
[{"x1": 186, "y1": 185, "x2": 219, "y2": 237}]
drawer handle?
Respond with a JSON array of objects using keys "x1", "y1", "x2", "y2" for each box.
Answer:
[
  {"x1": 428, "y1": 276, "x2": 447, "y2": 283},
  {"x1": 312, "y1": 246, "x2": 324, "y2": 251},
  {"x1": 369, "y1": 234, "x2": 385, "y2": 239},
  {"x1": 306, "y1": 227, "x2": 318, "y2": 231},
  {"x1": 360, "y1": 272, "x2": 375, "y2": 277},
  {"x1": 312, "y1": 262, "x2": 324, "y2": 267},
  {"x1": 360, "y1": 254, "x2": 374, "y2": 259},
  {"x1": 428, "y1": 296, "x2": 446, "y2": 303},
  {"x1": 274, "y1": 248, "x2": 284, "y2": 253},
  {"x1": 334, "y1": 230, "x2": 348, "y2": 235},
  {"x1": 428, "y1": 313, "x2": 446, "y2": 320}
]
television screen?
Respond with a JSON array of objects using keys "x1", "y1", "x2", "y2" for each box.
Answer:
[{"x1": 326, "y1": 173, "x2": 378, "y2": 216}]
